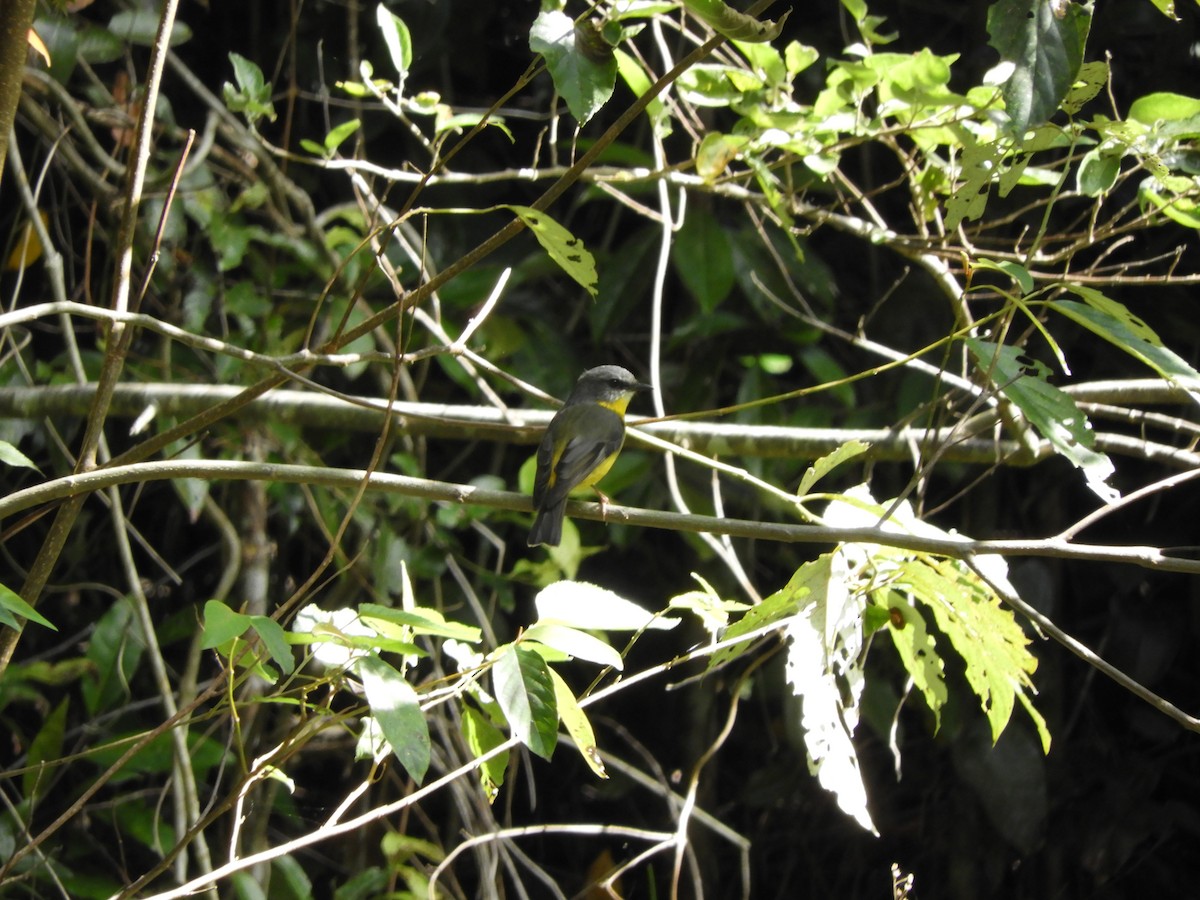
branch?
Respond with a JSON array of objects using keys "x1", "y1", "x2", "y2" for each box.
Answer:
[
  {"x1": 3, "y1": 458, "x2": 1199, "y2": 576},
  {"x1": 3, "y1": 380, "x2": 1199, "y2": 468}
]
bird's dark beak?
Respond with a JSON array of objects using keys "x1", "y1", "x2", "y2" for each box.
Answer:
[{"x1": 634, "y1": 381, "x2": 654, "y2": 394}]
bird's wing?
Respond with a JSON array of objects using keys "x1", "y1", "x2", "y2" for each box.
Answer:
[{"x1": 539, "y1": 407, "x2": 625, "y2": 509}]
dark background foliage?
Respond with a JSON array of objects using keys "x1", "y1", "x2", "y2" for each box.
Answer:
[{"x1": 3, "y1": 0, "x2": 1200, "y2": 898}]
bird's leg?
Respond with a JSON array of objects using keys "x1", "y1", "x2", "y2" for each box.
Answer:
[{"x1": 592, "y1": 487, "x2": 612, "y2": 521}]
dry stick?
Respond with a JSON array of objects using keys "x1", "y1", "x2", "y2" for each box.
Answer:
[{"x1": 1, "y1": 0, "x2": 183, "y2": 676}]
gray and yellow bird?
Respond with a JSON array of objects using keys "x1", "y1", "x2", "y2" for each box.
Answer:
[{"x1": 527, "y1": 365, "x2": 653, "y2": 547}]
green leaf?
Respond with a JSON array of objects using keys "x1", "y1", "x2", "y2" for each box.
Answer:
[
  {"x1": 1077, "y1": 147, "x2": 1121, "y2": 196},
  {"x1": 673, "y1": 206, "x2": 735, "y2": 313},
  {"x1": 108, "y1": 10, "x2": 192, "y2": 47},
  {"x1": 614, "y1": 48, "x2": 668, "y2": 135},
  {"x1": 533, "y1": 581, "x2": 679, "y2": 632},
  {"x1": 966, "y1": 338, "x2": 1116, "y2": 500},
  {"x1": 82, "y1": 597, "x2": 144, "y2": 715},
  {"x1": 375, "y1": 4, "x2": 412, "y2": 78},
  {"x1": 523, "y1": 623, "x2": 623, "y2": 670},
  {"x1": 24, "y1": 696, "x2": 69, "y2": 801},
  {"x1": 1050, "y1": 291, "x2": 1200, "y2": 400},
  {"x1": 324, "y1": 118, "x2": 362, "y2": 155},
  {"x1": 1128, "y1": 91, "x2": 1200, "y2": 124},
  {"x1": 223, "y1": 53, "x2": 276, "y2": 125},
  {"x1": 249, "y1": 615, "x2": 295, "y2": 675},
  {"x1": 683, "y1": 0, "x2": 790, "y2": 42},
  {"x1": 202, "y1": 600, "x2": 251, "y2": 648},
  {"x1": 987, "y1": 0, "x2": 1091, "y2": 135},
  {"x1": 0, "y1": 440, "x2": 40, "y2": 472},
  {"x1": 709, "y1": 557, "x2": 828, "y2": 671},
  {"x1": 0, "y1": 582, "x2": 56, "y2": 631},
  {"x1": 529, "y1": 10, "x2": 617, "y2": 124},
  {"x1": 897, "y1": 553, "x2": 1043, "y2": 749},
  {"x1": 356, "y1": 655, "x2": 430, "y2": 783},
  {"x1": 492, "y1": 645, "x2": 558, "y2": 760},
  {"x1": 548, "y1": 668, "x2": 607, "y2": 779},
  {"x1": 883, "y1": 600, "x2": 947, "y2": 730},
  {"x1": 797, "y1": 440, "x2": 871, "y2": 498},
  {"x1": 507, "y1": 205, "x2": 598, "y2": 297},
  {"x1": 1061, "y1": 60, "x2": 1108, "y2": 116},
  {"x1": 461, "y1": 705, "x2": 508, "y2": 801},
  {"x1": 1144, "y1": 0, "x2": 1180, "y2": 19},
  {"x1": 357, "y1": 603, "x2": 481, "y2": 642},
  {"x1": 87, "y1": 728, "x2": 227, "y2": 781},
  {"x1": 971, "y1": 257, "x2": 1034, "y2": 295}
]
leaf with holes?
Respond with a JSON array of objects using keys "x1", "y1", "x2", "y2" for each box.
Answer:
[
  {"x1": 987, "y1": 0, "x2": 1091, "y2": 135},
  {"x1": 507, "y1": 205, "x2": 598, "y2": 297}
]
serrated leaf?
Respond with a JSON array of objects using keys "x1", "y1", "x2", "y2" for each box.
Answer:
[
  {"x1": 461, "y1": 705, "x2": 508, "y2": 801},
  {"x1": 897, "y1": 554, "x2": 1040, "y2": 747},
  {"x1": 987, "y1": 0, "x2": 1090, "y2": 135},
  {"x1": 883, "y1": 599, "x2": 947, "y2": 729},
  {"x1": 534, "y1": 581, "x2": 679, "y2": 632},
  {"x1": 783, "y1": 552, "x2": 877, "y2": 834},
  {"x1": 966, "y1": 338, "x2": 1116, "y2": 500},
  {"x1": 523, "y1": 623, "x2": 623, "y2": 670},
  {"x1": 529, "y1": 10, "x2": 616, "y2": 124},
  {"x1": 1051, "y1": 292, "x2": 1200, "y2": 403},
  {"x1": 0, "y1": 582, "x2": 56, "y2": 631},
  {"x1": 507, "y1": 205, "x2": 597, "y2": 297},
  {"x1": 357, "y1": 655, "x2": 430, "y2": 782},
  {"x1": 797, "y1": 440, "x2": 871, "y2": 497},
  {"x1": 492, "y1": 645, "x2": 558, "y2": 759},
  {"x1": 548, "y1": 668, "x2": 607, "y2": 779}
]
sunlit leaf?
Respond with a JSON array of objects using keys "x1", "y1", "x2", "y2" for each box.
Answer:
[
  {"x1": 0, "y1": 582, "x2": 56, "y2": 632},
  {"x1": 529, "y1": 10, "x2": 616, "y2": 124},
  {"x1": 507, "y1": 205, "x2": 598, "y2": 298},
  {"x1": 987, "y1": 0, "x2": 1090, "y2": 135},
  {"x1": 492, "y1": 645, "x2": 558, "y2": 759},
  {"x1": 357, "y1": 655, "x2": 430, "y2": 782},
  {"x1": 548, "y1": 668, "x2": 607, "y2": 779}
]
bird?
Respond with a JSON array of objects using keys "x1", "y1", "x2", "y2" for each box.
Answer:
[{"x1": 527, "y1": 365, "x2": 653, "y2": 547}]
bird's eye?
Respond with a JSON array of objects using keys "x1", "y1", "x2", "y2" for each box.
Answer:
[{"x1": 609, "y1": 378, "x2": 622, "y2": 388}]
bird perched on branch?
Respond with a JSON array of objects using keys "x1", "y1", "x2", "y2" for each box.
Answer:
[{"x1": 527, "y1": 365, "x2": 653, "y2": 547}]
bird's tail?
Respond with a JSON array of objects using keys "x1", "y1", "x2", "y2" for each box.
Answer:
[{"x1": 527, "y1": 501, "x2": 565, "y2": 547}]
